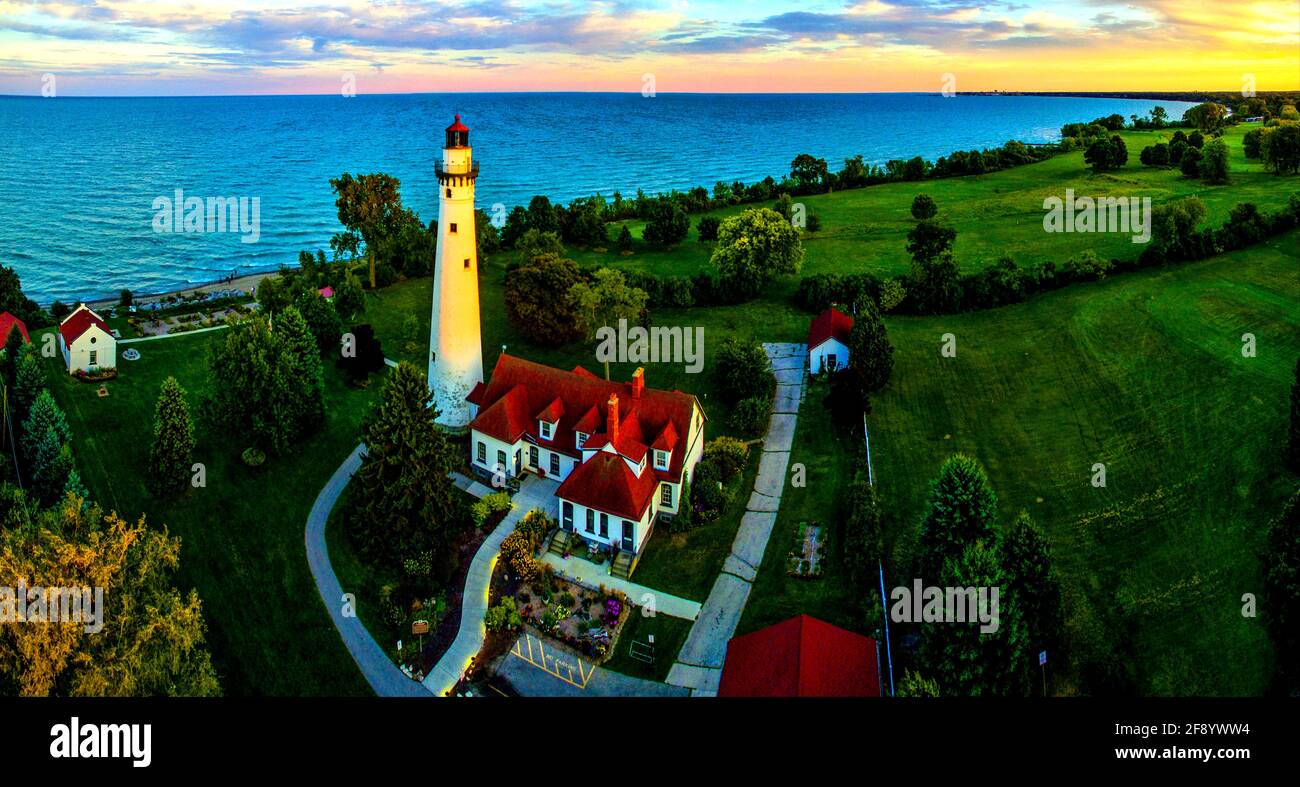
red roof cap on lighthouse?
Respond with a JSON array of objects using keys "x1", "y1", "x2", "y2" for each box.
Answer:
[{"x1": 446, "y1": 114, "x2": 469, "y2": 132}]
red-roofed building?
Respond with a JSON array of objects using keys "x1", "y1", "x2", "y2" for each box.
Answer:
[
  {"x1": 0, "y1": 311, "x2": 30, "y2": 348},
  {"x1": 718, "y1": 614, "x2": 882, "y2": 698},
  {"x1": 468, "y1": 355, "x2": 705, "y2": 566},
  {"x1": 808, "y1": 306, "x2": 854, "y2": 374},
  {"x1": 57, "y1": 304, "x2": 116, "y2": 375}
]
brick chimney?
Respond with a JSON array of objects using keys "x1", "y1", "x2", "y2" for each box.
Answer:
[
  {"x1": 631, "y1": 367, "x2": 644, "y2": 400},
  {"x1": 607, "y1": 394, "x2": 620, "y2": 445}
]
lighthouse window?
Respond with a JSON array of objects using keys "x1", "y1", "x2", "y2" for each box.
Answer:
[
  {"x1": 463, "y1": 258, "x2": 471, "y2": 269},
  {"x1": 446, "y1": 188, "x2": 452, "y2": 198},
  {"x1": 449, "y1": 223, "x2": 457, "y2": 234}
]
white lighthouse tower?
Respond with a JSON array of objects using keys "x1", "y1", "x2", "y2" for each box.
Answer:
[{"x1": 428, "y1": 114, "x2": 484, "y2": 428}]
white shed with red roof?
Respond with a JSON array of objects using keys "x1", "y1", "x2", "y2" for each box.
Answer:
[
  {"x1": 57, "y1": 304, "x2": 116, "y2": 375},
  {"x1": 808, "y1": 306, "x2": 854, "y2": 374}
]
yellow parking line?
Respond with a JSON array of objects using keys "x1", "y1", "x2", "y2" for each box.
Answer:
[{"x1": 506, "y1": 632, "x2": 593, "y2": 690}]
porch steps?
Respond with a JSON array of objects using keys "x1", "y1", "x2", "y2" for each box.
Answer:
[
  {"x1": 547, "y1": 529, "x2": 572, "y2": 557},
  {"x1": 610, "y1": 550, "x2": 637, "y2": 580}
]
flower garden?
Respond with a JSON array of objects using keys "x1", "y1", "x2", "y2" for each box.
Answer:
[{"x1": 786, "y1": 521, "x2": 825, "y2": 578}]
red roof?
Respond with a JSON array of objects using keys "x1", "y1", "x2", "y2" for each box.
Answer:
[
  {"x1": 58, "y1": 306, "x2": 110, "y2": 346},
  {"x1": 555, "y1": 451, "x2": 661, "y2": 521},
  {"x1": 446, "y1": 114, "x2": 469, "y2": 132},
  {"x1": 718, "y1": 615, "x2": 881, "y2": 697},
  {"x1": 808, "y1": 307, "x2": 854, "y2": 350},
  {"x1": 0, "y1": 312, "x2": 30, "y2": 346}
]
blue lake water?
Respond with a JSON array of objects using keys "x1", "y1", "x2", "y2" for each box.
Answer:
[{"x1": 0, "y1": 92, "x2": 1197, "y2": 303}]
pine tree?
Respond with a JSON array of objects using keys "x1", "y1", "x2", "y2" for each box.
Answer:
[
  {"x1": 277, "y1": 305, "x2": 325, "y2": 440},
  {"x1": 616, "y1": 224, "x2": 634, "y2": 253},
  {"x1": 147, "y1": 377, "x2": 194, "y2": 497},
  {"x1": 20, "y1": 389, "x2": 71, "y2": 467},
  {"x1": 12, "y1": 344, "x2": 45, "y2": 428},
  {"x1": 841, "y1": 477, "x2": 883, "y2": 588},
  {"x1": 920, "y1": 541, "x2": 1030, "y2": 696},
  {"x1": 917, "y1": 454, "x2": 998, "y2": 580},
  {"x1": 1287, "y1": 357, "x2": 1300, "y2": 472},
  {"x1": 1000, "y1": 512, "x2": 1063, "y2": 655},
  {"x1": 293, "y1": 290, "x2": 344, "y2": 354},
  {"x1": 347, "y1": 362, "x2": 461, "y2": 574},
  {"x1": 847, "y1": 302, "x2": 893, "y2": 393},
  {"x1": 30, "y1": 440, "x2": 75, "y2": 508},
  {"x1": 1, "y1": 327, "x2": 25, "y2": 388}
]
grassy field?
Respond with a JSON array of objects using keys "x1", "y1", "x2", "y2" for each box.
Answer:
[
  {"x1": 40, "y1": 330, "x2": 376, "y2": 696},
  {"x1": 564, "y1": 124, "x2": 1291, "y2": 292},
  {"x1": 602, "y1": 608, "x2": 694, "y2": 682},
  {"x1": 865, "y1": 231, "x2": 1300, "y2": 695}
]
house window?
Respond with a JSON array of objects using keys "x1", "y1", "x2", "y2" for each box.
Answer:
[
  {"x1": 540, "y1": 421, "x2": 553, "y2": 440},
  {"x1": 449, "y1": 223, "x2": 458, "y2": 234},
  {"x1": 661, "y1": 484, "x2": 673, "y2": 506},
  {"x1": 496, "y1": 450, "x2": 506, "y2": 473},
  {"x1": 549, "y1": 453, "x2": 560, "y2": 475},
  {"x1": 88, "y1": 350, "x2": 97, "y2": 366},
  {"x1": 586, "y1": 509, "x2": 595, "y2": 534},
  {"x1": 476, "y1": 442, "x2": 486, "y2": 463},
  {"x1": 654, "y1": 450, "x2": 669, "y2": 470},
  {"x1": 528, "y1": 445, "x2": 539, "y2": 468},
  {"x1": 576, "y1": 432, "x2": 587, "y2": 449},
  {"x1": 598, "y1": 513, "x2": 608, "y2": 538}
]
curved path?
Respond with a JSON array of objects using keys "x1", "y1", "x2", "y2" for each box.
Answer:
[{"x1": 305, "y1": 444, "x2": 433, "y2": 697}]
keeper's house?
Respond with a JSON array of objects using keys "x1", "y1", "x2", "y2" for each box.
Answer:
[{"x1": 467, "y1": 354, "x2": 705, "y2": 568}]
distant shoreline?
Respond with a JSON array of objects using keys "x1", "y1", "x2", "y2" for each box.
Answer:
[{"x1": 80, "y1": 270, "x2": 279, "y2": 311}]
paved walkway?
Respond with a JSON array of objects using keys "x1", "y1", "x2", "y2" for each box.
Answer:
[
  {"x1": 498, "y1": 630, "x2": 690, "y2": 697},
  {"x1": 665, "y1": 343, "x2": 806, "y2": 696},
  {"x1": 423, "y1": 475, "x2": 559, "y2": 695},
  {"x1": 119, "y1": 323, "x2": 231, "y2": 344},
  {"x1": 539, "y1": 552, "x2": 703, "y2": 621},
  {"x1": 305, "y1": 444, "x2": 433, "y2": 697}
]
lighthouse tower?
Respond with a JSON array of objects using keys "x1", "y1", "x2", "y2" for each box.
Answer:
[{"x1": 428, "y1": 114, "x2": 484, "y2": 428}]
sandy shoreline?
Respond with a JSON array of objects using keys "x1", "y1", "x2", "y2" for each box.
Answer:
[{"x1": 82, "y1": 270, "x2": 279, "y2": 310}]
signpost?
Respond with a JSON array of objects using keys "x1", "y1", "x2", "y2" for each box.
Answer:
[{"x1": 1039, "y1": 650, "x2": 1048, "y2": 697}]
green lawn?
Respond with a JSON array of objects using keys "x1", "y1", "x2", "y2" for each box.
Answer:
[
  {"x1": 866, "y1": 231, "x2": 1299, "y2": 695},
  {"x1": 737, "y1": 380, "x2": 867, "y2": 636},
  {"x1": 602, "y1": 608, "x2": 694, "y2": 682},
  {"x1": 41, "y1": 330, "x2": 377, "y2": 696}
]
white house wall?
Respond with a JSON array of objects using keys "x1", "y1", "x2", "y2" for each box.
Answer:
[
  {"x1": 63, "y1": 326, "x2": 116, "y2": 374},
  {"x1": 809, "y1": 338, "x2": 849, "y2": 374}
]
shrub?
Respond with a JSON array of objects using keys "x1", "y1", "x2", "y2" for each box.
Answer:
[
  {"x1": 697, "y1": 215, "x2": 721, "y2": 242},
  {"x1": 485, "y1": 597, "x2": 523, "y2": 632},
  {"x1": 702, "y1": 437, "x2": 750, "y2": 482},
  {"x1": 714, "y1": 337, "x2": 775, "y2": 404},
  {"x1": 729, "y1": 395, "x2": 773, "y2": 437}
]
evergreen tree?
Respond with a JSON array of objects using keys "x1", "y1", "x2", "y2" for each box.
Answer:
[
  {"x1": 30, "y1": 440, "x2": 75, "y2": 508},
  {"x1": 12, "y1": 343, "x2": 45, "y2": 428},
  {"x1": 615, "y1": 224, "x2": 634, "y2": 253},
  {"x1": 917, "y1": 454, "x2": 998, "y2": 579},
  {"x1": 1287, "y1": 357, "x2": 1300, "y2": 472},
  {"x1": 20, "y1": 389, "x2": 71, "y2": 467},
  {"x1": 910, "y1": 193, "x2": 938, "y2": 221},
  {"x1": 277, "y1": 305, "x2": 326, "y2": 439},
  {"x1": 209, "y1": 315, "x2": 297, "y2": 454},
  {"x1": 897, "y1": 669, "x2": 940, "y2": 697},
  {"x1": 147, "y1": 377, "x2": 195, "y2": 497},
  {"x1": 347, "y1": 362, "x2": 462, "y2": 576},
  {"x1": 847, "y1": 302, "x2": 893, "y2": 393},
  {"x1": 1, "y1": 327, "x2": 25, "y2": 388},
  {"x1": 1000, "y1": 512, "x2": 1064, "y2": 656},
  {"x1": 840, "y1": 477, "x2": 883, "y2": 588},
  {"x1": 920, "y1": 541, "x2": 1030, "y2": 696},
  {"x1": 293, "y1": 290, "x2": 345, "y2": 354}
]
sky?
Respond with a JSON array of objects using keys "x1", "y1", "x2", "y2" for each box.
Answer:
[{"x1": 1, "y1": 0, "x2": 1297, "y2": 96}]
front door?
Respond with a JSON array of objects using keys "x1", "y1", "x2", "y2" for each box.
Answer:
[
  {"x1": 621, "y1": 520, "x2": 634, "y2": 551},
  {"x1": 529, "y1": 446, "x2": 539, "y2": 470},
  {"x1": 514, "y1": 449, "x2": 522, "y2": 476}
]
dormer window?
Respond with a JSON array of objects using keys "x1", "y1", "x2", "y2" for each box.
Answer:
[
  {"x1": 540, "y1": 420, "x2": 554, "y2": 440},
  {"x1": 654, "y1": 450, "x2": 669, "y2": 471},
  {"x1": 576, "y1": 432, "x2": 588, "y2": 449}
]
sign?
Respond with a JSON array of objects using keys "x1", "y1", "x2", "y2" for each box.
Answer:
[
  {"x1": 412, "y1": 620, "x2": 430, "y2": 635},
  {"x1": 1039, "y1": 650, "x2": 1048, "y2": 666}
]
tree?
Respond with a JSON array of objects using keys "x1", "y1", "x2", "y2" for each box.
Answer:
[
  {"x1": 846, "y1": 302, "x2": 893, "y2": 394},
  {"x1": 1263, "y1": 488, "x2": 1300, "y2": 682},
  {"x1": 0, "y1": 494, "x2": 221, "y2": 696},
  {"x1": 710, "y1": 208, "x2": 804, "y2": 302},
  {"x1": 1198, "y1": 139, "x2": 1230, "y2": 184},
  {"x1": 790, "y1": 153, "x2": 829, "y2": 192},
  {"x1": 147, "y1": 377, "x2": 195, "y2": 497},
  {"x1": 911, "y1": 193, "x2": 938, "y2": 221},
  {"x1": 347, "y1": 362, "x2": 463, "y2": 576},
  {"x1": 1084, "y1": 135, "x2": 1127, "y2": 172},
  {"x1": 20, "y1": 390, "x2": 77, "y2": 508},
  {"x1": 1, "y1": 325, "x2": 25, "y2": 389},
  {"x1": 615, "y1": 225, "x2": 634, "y2": 253},
  {"x1": 1288, "y1": 358, "x2": 1300, "y2": 472},
  {"x1": 329, "y1": 172, "x2": 406, "y2": 289},
  {"x1": 568, "y1": 268, "x2": 648, "y2": 379},
  {"x1": 906, "y1": 218, "x2": 960, "y2": 314},
  {"x1": 713, "y1": 337, "x2": 775, "y2": 404},
  {"x1": 337, "y1": 323, "x2": 386, "y2": 382},
  {"x1": 292, "y1": 290, "x2": 345, "y2": 354},
  {"x1": 841, "y1": 477, "x2": 883, "y2": 588},
  {"x1": 332, "y1": 272, "x2": 366, "y2": 322},
  {"x1": 504, "y1": 254, "x2": 584, "y2": 347},
  {"x1": 1184, "y1": 102, "x2": 1228, "y2": 134},
  {"x1": 515, "y1": 229, "x2": 564, "y2": 266},
  {"x1": 1179, "y1": 146, "x2": 1203, "y2": 177},
  {"x1": 208, "y1": 314, "x2": 299, "y2": 454},
  {"x1": 118, "y1": 289, "x2": 133, "y2": 309},
  {"x1": 642, "y1": 199, "x2": 690, "y2": 249},
  {"x1": 1261, "y1": 124, "x2": 1300, "y2": 175},
  {"x1": 1000, "y1": 512, "x2": 1063, "y2": 655},
  {"x1": 920, "y1": 541, "x2": 1030, "y2": 696},
  {"x1": 696, "y1": 215, "x2": 721, "y2": 242},
  {"x1": 277, "y1": 306, "x2": 326, "y2": 440},
  {"x1": 20, "y1": 389, "x2": 71, "y2": 469},
  {"x1": 897, "y1": 670, "x2": 940, "y2": 697},
  {"x1": 917, "y1": 454, "x2": 998, "y2": 579},
  {"x1": 12, "y1": 343, "x2": 45, "y2": 427}
]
